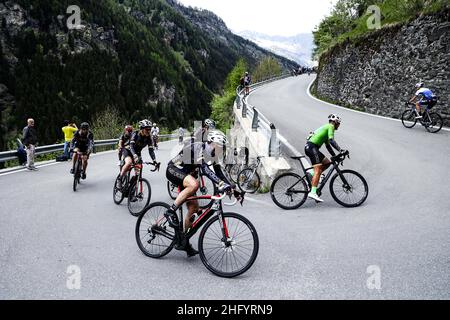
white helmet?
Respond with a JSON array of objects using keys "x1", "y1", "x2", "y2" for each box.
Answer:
[
  {"x1": 328, "y1": 114, "x2": 342, "y2": 124},
  {"x1": 415, "y1": 82, "x2": 424, "y2": 89},
  {"x1": 204, "y1": 119, "x2": 216, "y2": 129},
  {"x1": 153, "y1": 123, "x2": 157, "y2": 127},
  {"x1": 207, "y1": 130, "x2": 227, "y2": 146},
  {"x1": 139, "y1": 119, "x2": 152, "y2": 129}
]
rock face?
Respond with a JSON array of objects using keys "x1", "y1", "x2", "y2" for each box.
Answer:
[{"x1": 314, "y1": 10, "x2": 450, "y2": 125}]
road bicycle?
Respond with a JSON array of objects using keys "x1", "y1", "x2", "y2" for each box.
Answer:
[
  {"x1": 167, "y1": 166, "x2": 218, "y2": 209},
  {"x1": 237, "y1": 156, "x2": 263, "y2": 194},
  {"x1": 113, "y1": 161, "x2": 160, "y2": 217},
  {"x1": 401, "y1": 102, "x2": 443, "y2": 133},
  {"x1": 270, "y1": 151, "x2": 368, "y2": 210},
  {"x1": 135, "y1": 189, "x2": 259, "y2": 278},
  {"x1": 72, "y1": 152, "x2": 83, "y2": 192}
]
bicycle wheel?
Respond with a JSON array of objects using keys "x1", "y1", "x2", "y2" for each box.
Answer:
[
  {"x1": 425, "y1": 112, "x2": 443, "y2": 133},
  {"x1": 228, "y1": 164, "x2": 242, "y2": 184},
  {"x1": 167, "y1": 180, "x2": 178, "y2": 200},
  {"x1": 237, "y1": 168, "x2": 260, "y2": 194},
  {"x1": 401, "y1": 109, "x2": 417, "y2": 129},
  {"x1": 270, "y1": 172, "x2": 308, "y2": 210},
  {"x1": 73, "y1": 161, "x2": 81, "y2": 192},
  {"x1": 135, "y1": 202, "x2": 176, "y2": 258},
  {"x1": 113, "y1": 174, "x2": 125, "y2": 205},
  {"x1": 198, "y1": 175, "x2": 217, "y2": 209},
  {"x1": 198, "y1": 212, "x2": 259, "y2": 278},
  {"x1": 330, "y1": 170, "x2": 368, "y2": 208},
  {"x1": 128, "y1": 178, "x2": 152, "y2": 217}
]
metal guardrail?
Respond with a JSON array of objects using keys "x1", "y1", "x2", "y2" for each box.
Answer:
[{"x1": 0, "y1": 134, "x2": 178, "y2": 164}]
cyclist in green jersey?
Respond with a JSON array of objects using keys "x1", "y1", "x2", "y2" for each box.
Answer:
[{"x1": 304, "y1": 114, "x2": 346, "y2": 202}]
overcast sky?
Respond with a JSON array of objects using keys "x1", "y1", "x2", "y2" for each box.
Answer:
[{"x1": 177, "y1": 0, "x2": 338, "y2": 36}]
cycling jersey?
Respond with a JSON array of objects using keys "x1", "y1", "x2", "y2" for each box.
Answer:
[
  {"x1": 308, "y1": 123, "x2": 335, "y2": 147},
  {"x1": 169, "y1": 142, "x2": 231, "y2": 186},
  {"x1": 151, "y1": 127, "x2": 160, "y2": 136},
  {"x1": 129, "y1": 131, "x2": 156, "y2": 161},
  {"x1": 415, "y1": 88, "x2": 434, "y2": 100},
  {"x1": 119, "y1": 132, "x2": 132, "y2": 148},
  {"x1": 72, "y1": 130, "x2": 94, "y2": 153}
]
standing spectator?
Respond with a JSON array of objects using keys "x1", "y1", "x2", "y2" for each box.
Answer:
[
  {"x1": 244, "y1": 72, "x2": 251, "y2": 96},
  {"x1": 178, "y1": 127, "x2": 185, "y2": 145},
  {"x1": 22, "y1": 118, "x2": 38, "y2": 171},
  {"x1": 62, "y1": 120, "x2": 78, "y2": 159}
]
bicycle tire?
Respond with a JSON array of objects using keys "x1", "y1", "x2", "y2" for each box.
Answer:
[
  {"x1": 270, "y1": 172, "x2": 308, "y2": 210},
  {"x1": 167, "y1": 180, "x2": 178, "y2": 200},
  {"x1": 237, "y1": 168, "x2": 260, "y2": 194},
  {"x1": 198, "y1": 212, "x2": 259, "y2": 278},
  {"x1": 113, "y1": 174, "x2": 125, "y2": 205},
  {"x1": 73, "y1": 160, "x2": 81, "y2": 192},
  {"x1": 128, "y1": 178, "x2": 152, "y2": 217},
  {"x1": 401, "y1": 109, "x2": 417, "y2": 129},
  {"x1": 329, "y1": 170, "x2": 368, "y2": 208},
  {"x1": 425, "y1": 112, "x2": 443, "y2": 134},
  {"x1": 135, "y1": 202, "x2": 176, "y2": 258}
]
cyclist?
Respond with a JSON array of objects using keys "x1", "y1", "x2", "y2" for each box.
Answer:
[
  {"x1": 191, "y1": 118, "x2": 216, "y2": 144},
  {"x1": 304, "y1": 114, "x2": 346, "y2": 203},
  {"x1": 244, "y1": 72, "x2": 251, "y2": 96},
  {"x1": 151, "y1": 123, "x2": 160, "y2": 149},
  {"x1": 409, "y1": 82, "x2": 438, "y2": 119},
  {"x1": 117, "y1": 125, "x2": 133, "y2": 165},
  {"x1": 70, "y1": 122, "x2": 94, "y2": 180},
  {"x1": 117, "y1": 120, "x2": 159, "y2": 189},
  {"x1": 165, "y1": 130, "x2": 236, "y2": 257}
]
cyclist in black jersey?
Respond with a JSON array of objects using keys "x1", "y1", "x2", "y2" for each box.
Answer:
[
  {"x1": 166, "y1": 130, "x2": 236, "y2": 257},
  {"x1": 117, "y1": 120, "x2": 159, "y2": 189},
  {"x1": 117, "y1": 125, "x2": 133, "y2": 164},
  {"x1": 70, "y1": 122, "x2": 94, "y2": 180}
]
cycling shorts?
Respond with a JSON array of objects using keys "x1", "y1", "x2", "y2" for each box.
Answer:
[{"x1": 305, "y1": 142, "x2": 325, "y2": 166}]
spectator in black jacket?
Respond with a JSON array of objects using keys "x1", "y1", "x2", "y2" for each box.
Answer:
[{"x1": 22, "y1": 118, "x2": 38, "y2": 171}]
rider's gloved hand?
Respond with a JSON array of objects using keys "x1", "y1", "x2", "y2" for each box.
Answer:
[{"x1": 218, "y1": 181, "x2": 232, "y2": 193}]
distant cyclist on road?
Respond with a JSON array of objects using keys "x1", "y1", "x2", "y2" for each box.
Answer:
[
  {"x1": 304, "y1": 114, "x2": 346, "y2": 203},
  {"x1": 151, "y1": 123, "x2": 160, "y2": 149},
  {"x1": 70, "y1": 122, "x2": 94, "y2": 180},
  {"x1": 117, "y1": 125, "x2": 134, "y2": 165},
  {"x1": 191, "y1": 118, "x2": 216, "y2": 144},
  {"x1": 165, "y1": 130, "x2": 236, "y2": 257},
  {"x1": 244, "y1": 72, "x2": 251, "y2": 96},
  {"x1": 116, "y1": 120, "x2": 159, "y2": 189},
  {"x1": 409, "y1": 82, "x2": 438, "y2": 119}
]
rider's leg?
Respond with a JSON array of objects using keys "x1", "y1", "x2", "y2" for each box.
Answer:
[
  {"x1": 311, "y1": 164, "x2": 324, "y2": 192},
  {"x1": 120, "y1": 156, "x2": 133, "y2": 177},
  {"x1": 174, "y1": 175, "x2": 199, "y2": 209},
  {"x1": 185, "y1": 199, "x2": 200, "y2": 232},
  {"x1": 71, "y1": 149, "x2": 79, "y2": 173},
  {"x1": 82, "y1": 154, "x2": 88, "y2": 172}
]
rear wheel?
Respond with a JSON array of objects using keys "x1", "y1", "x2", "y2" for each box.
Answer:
[
  {"x1": 135, "y1": 202, "x2": 176, "y2": 258},
  {"x1": 425, "y1": 112, "x2": 443, "y2": 133},
  {"x1": 401, "y1": 109, "x2": 417, "y2": 129},
  {"x1": 270, "y1": 173, "x2": 308, "y2": 210},
  {"x1": 198, "y1": 212, "x2": 259, "y2": 278},
  {"x1": 128, "y1": 178, "x2": 152, "y2": 217},
  {"x1": 329, "y1": 170, "x2": 368, "y2": 208},
  {"x1": 167, "y1": 180, "x2": 178, "y2": 200},
  {"x1": 113, "y1": 174, "x2": 125, "y2": 205},
  {"x1": 198, "y1": 175, "x2": 217, "y2": 209}
]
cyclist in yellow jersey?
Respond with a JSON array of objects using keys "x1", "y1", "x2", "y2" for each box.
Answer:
[
  {"x1": 304, "y1": 114, "x2": 346, "y2": 203},
  {"x1": 62, "y1": 121, "x2": 78, "y2": 158}
]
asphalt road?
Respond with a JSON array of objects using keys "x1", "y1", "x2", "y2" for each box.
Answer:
[{"x1": 0, "y1": 76, "x2": 449, "y2": 299}]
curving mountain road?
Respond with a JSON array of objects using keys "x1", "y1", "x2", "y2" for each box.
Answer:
[{"x1": 0, "y1": 76, "x2": 449, "y2": 299}]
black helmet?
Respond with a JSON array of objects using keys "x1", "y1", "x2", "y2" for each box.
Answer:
[{"x1": 80, "y1": 122, "x2": 90, "y2": 130}]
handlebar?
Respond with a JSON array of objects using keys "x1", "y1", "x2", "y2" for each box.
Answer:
[
  {"x1": 212, "y1": 189, "x2": 246, "y2": 206},
  {"x1": 144, "y1": 161, "x2": 161, "y2": 172},
  {"x1": 331, "y1": 150, "x2": 350, "y2": 165}
]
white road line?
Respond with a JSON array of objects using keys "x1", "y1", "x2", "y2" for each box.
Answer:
[{"x1": 306, "y1": 78, "x2": 450, "y2": 132}]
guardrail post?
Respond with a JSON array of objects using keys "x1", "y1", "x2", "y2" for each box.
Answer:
[
  {"x1": 252, "y1": 108, "x2": 259, "y2": 132},
  {"x1": 242, "y1": 100, "x2": 247, "y2": 118},
  {"x1": 236, "y1": 96, "x2": 241, "y2": 109},
  {"x1": 268, "y1": 123, "x2": 280, "y2": 158}
]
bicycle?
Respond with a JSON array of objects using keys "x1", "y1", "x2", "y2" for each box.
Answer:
[
  {"x1": 401, "y1": 102, "x2": 443, "y2": 133},
  {"x1": 167, "y1": 165, "x2": 218, "y2": 209},
  {"x1": 237, "y1": 156, "x2": 263, "y2": 194},
  {"x1": 135, "y1": 189, "x2": 259, "y2": 278},
  {"x1": 72, "y1": 152, "x2": 83, "y2": 192},
  {"x1": 270, "y1": 151, "x2": 368, "y2": 210},
  {"x1": 113, "y1": 161, "x2": 160, "y2": 217}
]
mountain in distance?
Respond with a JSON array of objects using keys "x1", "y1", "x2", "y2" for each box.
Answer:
[{"x1": 237, "y1": 30, "x2": 315, "y2": 67}]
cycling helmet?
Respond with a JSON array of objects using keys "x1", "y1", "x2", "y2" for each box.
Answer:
[
  {"x1": 153, "y1": 123, "x2": 157, "y2": 127},
  {"x1": 207, "y1": 130, "x2": 227, "y2": 146},
  {"x1": 415, "y1": 82, "x2": 424, "y2": 89},
  {"x1": 204, "y1": 119, "x2": 216, "y2": 129},
  {"x1": 328, "y1": 114, "x2": 342, "y2": 124},
  {"x1": 125, "y1": 125, "x2": 133, "y2": 133},
  {"x1": 139, "y1": 119, "x2": 152, "y2": 130},
  {"x1": 80, "y1": 122, "x2": 89, "y2": 130}
]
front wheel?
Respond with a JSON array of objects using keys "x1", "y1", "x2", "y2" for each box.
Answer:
[
  {"x1": 135, "y1": 202, "x2": 176, "y2": 258},
  {"x1": 128, "y1": 178, "x2": 152, "y2": 217},
  {"x1": 329, "y1": 170, "x2": 368, "y2": 208},
  {"x1": 198, "y1": 212, "x2": 259, "y2": 278},
  {"x1": 270, "y1": 173, "x2": 308, "y2": 210},
  {"x1": 113, "y1": 174, "x2": 125, "y2": 205},
  {"x1": 401, "y1": 109, "x2": 417, "y2": 129},
  {"x1": 238, "y1": 168, "x2": 260, "y2": 194},
  {"x1": 425, "y1": 112, "x2": 443, "y2": 134}
]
